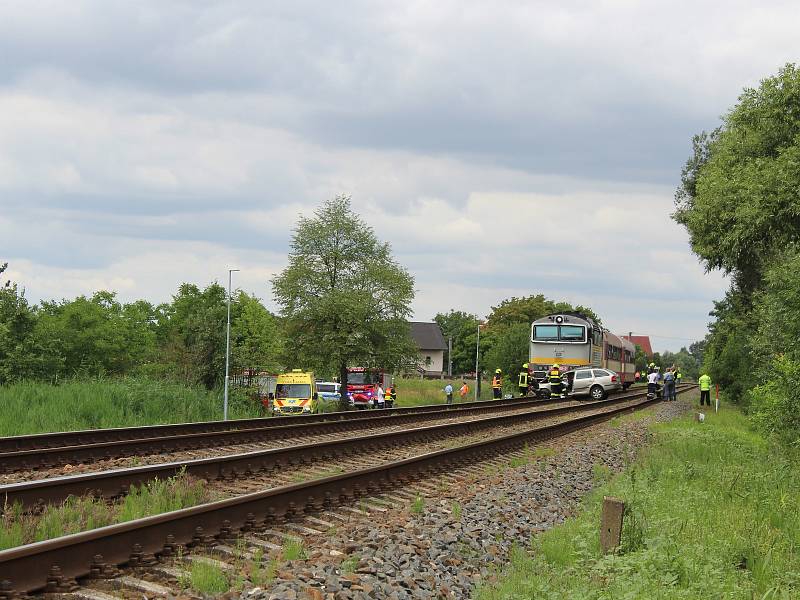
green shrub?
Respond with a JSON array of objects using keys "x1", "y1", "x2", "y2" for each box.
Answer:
[{"x1": 748, "y1": 354, "x2": 800, "y2": 445}]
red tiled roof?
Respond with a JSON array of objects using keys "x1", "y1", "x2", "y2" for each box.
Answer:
[{"x1": 623, "y1": 335, "x2": 653, "y2": 357}]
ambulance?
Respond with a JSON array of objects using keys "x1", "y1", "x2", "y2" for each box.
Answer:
[{"x1": 272, "y1": 370, "x2": 318, "y2": 415}]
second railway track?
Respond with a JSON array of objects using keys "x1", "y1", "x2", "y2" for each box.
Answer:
[{"x1": 0, "y1": 395, "x2": 574, "y2": 475}]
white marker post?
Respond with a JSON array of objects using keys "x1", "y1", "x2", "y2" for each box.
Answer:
[{"x1": 715, "y1": 383, "x2": 719, "y2": 413}]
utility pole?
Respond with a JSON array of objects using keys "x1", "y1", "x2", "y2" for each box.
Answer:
[
  {"x1": 448, "y1": 337, "x2": 452, "y2": 377},
  {"x1": 474, "y1": 324, "x2": 481, "y2": 402},
  {"x1": 223, "y1": 268, "x2": 240, "y2": 421}
]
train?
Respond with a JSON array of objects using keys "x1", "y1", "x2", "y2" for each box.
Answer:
[{"x1": 529, "y1": 312, "x2": 636, "y2": 387}]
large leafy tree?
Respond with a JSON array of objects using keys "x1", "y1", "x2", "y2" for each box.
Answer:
[
  {"x1": 158, "y1": 283, "x2": 227, "y2": 388},
  {"x1": 272, "y1": 196, "x2": 416, "y2": 406},
  {"x1": 674, "y1": 63, "x2": 800, "y2": 294},
  {"x1": 674, "y1": 63, "x2": 800, "y2": 408}
]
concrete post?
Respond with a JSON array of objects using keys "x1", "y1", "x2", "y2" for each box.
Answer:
[{"x1": 600, "y1": 496, "x2": 625, "y2": 553}]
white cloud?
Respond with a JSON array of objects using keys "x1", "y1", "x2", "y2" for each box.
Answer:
[{"x1": 2, "y1": 0, "x2": 793, "y2": 353}]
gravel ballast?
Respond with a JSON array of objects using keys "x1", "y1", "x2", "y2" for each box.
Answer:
[{"x1": 240, "y1": 398, "x2": 691, "y2": 600}]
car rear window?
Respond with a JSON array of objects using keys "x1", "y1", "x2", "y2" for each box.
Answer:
[
  {"x1": 575, "y1": 371, "x2": 592, "y2": 379},
  {"x1": 593, "y1": 370, "x2": 611, "y2": 377}
]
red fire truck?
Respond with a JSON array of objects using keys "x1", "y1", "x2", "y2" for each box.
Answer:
[{"x1": 346, "y1": 367, "x2": 385, "y2": 409}]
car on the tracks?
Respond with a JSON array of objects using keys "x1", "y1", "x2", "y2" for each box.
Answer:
[
  {"x1": 537, "y1": 367, "x2": 623, "y2": 400},
  {"x1": 566, "y1": 367, "x2": 623, "y2": 400}
]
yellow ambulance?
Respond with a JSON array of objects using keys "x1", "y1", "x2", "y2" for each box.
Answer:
[{"x1": 272, "y1": 370, "x2": 318, "y2": 415}]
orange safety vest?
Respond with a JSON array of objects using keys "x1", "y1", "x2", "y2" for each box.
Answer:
[{"x1": 492, "y1": 375, "x2": 502, "y2": 388}]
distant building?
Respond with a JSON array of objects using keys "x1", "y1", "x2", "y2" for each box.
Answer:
[
  {"x1": 623, "y1": 335, "x2": 654, "y2": 358},
  {"x1": 409, "y1": 322, "x2": 448, "y2": 377}
]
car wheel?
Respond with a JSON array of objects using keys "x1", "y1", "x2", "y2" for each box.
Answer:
[{"x1": 590, "y1": 385, "x2": 605, "y2": 401}]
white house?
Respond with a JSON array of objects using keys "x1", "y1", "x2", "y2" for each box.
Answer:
[{"x1": 409, "y1": 322, "x2": 448, "y2": 377}]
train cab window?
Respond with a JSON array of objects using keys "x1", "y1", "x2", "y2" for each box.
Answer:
[
  {"x1": 533, "y1": 325, "x2": 559, "y2": 340},
  {"x1": 559, "y1": 325, "x2": 585, "y2": 341}
]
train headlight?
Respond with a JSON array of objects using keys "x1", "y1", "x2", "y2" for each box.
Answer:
[{"x1": 555, "y1": 316, "x2": 563, "y2": 324}]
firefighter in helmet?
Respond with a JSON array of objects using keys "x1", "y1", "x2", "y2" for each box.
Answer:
[
  {"x1": 518, "y1": 363, "x2": 530, "y2": 398},
  {"x1": 492, "y1": 368, "x2": 503, "y2": 399},
  {"x1": 549, "y1": 363, "x2": 564, "y2": 399}
]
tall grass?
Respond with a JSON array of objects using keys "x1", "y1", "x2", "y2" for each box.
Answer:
[
  {"x1": 0, "y1": 375, "x2": 496, "y2": 438},
  {"x1": 478, "y1": 406, "x2": 800, "y2": 599},
  {"x1": 0, "y1": 377, "x2": 262, "y2": 436}
]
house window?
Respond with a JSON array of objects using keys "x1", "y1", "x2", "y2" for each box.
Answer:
[{"x1": 425, "y1": 356, "x2": 432, "y2": 367}]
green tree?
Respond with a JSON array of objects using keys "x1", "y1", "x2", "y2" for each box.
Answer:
[
  {"x1": 434, "y1": 310, "x2": 480, "y2": 375},
  {"x1": 674, "y1": 63, "x2": 800, "y2": 405},
  {"x1": 159, "y1": 283, "x2": 227, "y2": 388},
  {"x1": 28, "y1": 291, "x2": 155, "y2": 379},
  {"x1": 674, "y1": 63, "x2": 800, "y2": 293},
  {"x1": 272, "y1": 196, "x2": 416, "y2": 407},
  {"x1": 481, "y1": 323, "x2": 530, "y2": 390},
  {"x1": 633, "y1": 344, "x2": 648, "y2": 372},
  {"x1": 0, "y1": 263, "x2": 39, "y2": 383},
  {"x1": 485, "y1": 295, "x2": 601, "y2": 329},
  {"x1": 231, "y1": 291, "x2": 283, "y2": 373}
]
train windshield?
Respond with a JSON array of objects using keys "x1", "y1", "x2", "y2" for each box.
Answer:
[
  {"x1": 532, "y1": 324, "x2": 586, "y2": 342},
  {"x1": 533, "y1": 325, "x2": 559, "y2": 340},
  {"x1": 560, "y1": 325, "x2": 585, "y2": 341},
  {"x1": 275, "y1": 384, "x2": 311, "y2": 399}
]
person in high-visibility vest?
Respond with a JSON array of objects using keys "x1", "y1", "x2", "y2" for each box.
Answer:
[
  {"x1": 385, "y1": 385, "x2": 396, "y2": 408},
  {"x1": 676, "y1": 370, "x2": 682, "y2": 386},
  {"x1": 548, "y1": 364, "x2": 564, "y2": 399},
  {"x1": 698, "y1": 373, "x2": 712, "y2": 406},
  {"x1": 492, "y1": 369, "x2": 503, "y2": 399},
  {"x1": 518, "y1": 363, "x2": 529, "y2": 397}
]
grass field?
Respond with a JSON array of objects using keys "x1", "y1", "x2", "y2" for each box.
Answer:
[
  {"x1": 0, "y1": 378, "x2": 262, "y2": 437},
  {"x1": 0, "y1": 376, "x2": 499, "y2": 436},
  {"x1": 478, "y1": 403, "x2": 800, "y2": 599},
  {"x1": 392, "y1": 376, "x2": 495, "y2": 406}
]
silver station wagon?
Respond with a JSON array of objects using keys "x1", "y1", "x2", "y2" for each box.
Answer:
[{"x1": 567, "y1": 367, "x2": 623, "y2": 400}]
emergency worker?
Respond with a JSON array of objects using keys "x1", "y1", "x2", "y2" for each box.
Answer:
[
  {"x1": 676, "y1": 370, "x2": 682, "y2": 386},
  {"x1": 699, "y1": 373, "x2": 712, "y2": 406},
  {"x1": 548, "y1": 364, "x2": 564, "y2": 399},
  {"x1": 492, "y1": 369, "x2": 503, "y2": 399},
  {"x1": 518, "y1": 363, "x2": 529, "y2": 397},
  {"x1": 386, "y1": 384, "x2": 396, "y2": 408}
]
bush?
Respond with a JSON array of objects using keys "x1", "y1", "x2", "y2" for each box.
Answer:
[{"x1": 748, "y1": 354, "x2": 800, "y2": 445}]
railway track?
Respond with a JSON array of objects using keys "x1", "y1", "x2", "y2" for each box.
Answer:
[
  {"x1": 0, "y1": 394, "x2": 561, "y2": 453},
  {"x1": 0, "y1": 387, "x2": 661, "y2": 510},
  {"x1": 0, "y1": 386, "x2": 695, "y2": 596},
  {"x1": 0, "y1": 395, "x2": 571, "y2": 474}
]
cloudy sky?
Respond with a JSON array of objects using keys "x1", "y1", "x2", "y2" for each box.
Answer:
[{"x1": 2, "y1": 1, "x2": 798, "y2": 351}]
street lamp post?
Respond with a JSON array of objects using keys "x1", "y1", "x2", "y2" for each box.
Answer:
[
  {"x1": 474, "y1": 324, "x2": 480, "y2": 402},
  {"x1": 223, "y1": 268, "x2": 240, "y2": 421}
]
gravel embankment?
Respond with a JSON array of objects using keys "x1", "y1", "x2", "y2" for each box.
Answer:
[{"x1": 242, "y1": 399, "x2": 690, "y2": 600}]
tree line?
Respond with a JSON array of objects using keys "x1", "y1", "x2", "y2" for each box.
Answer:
[{"x1": 674, "y1": 63, "x2": 800, "y2": 443}]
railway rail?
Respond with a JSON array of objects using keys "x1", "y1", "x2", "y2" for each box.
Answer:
[
  {"x1": 0, "y1": 385, "x2": 695, "y2": 596},
  {"x1": 0, "y1": 395, "x2": 578, "y2": 474},
  {"x1": 0, "y1": 387, "x2": 672, "y2": 510},
  {"x1": 0, "y1": 394, "x2": 561, "y2": 453}
]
